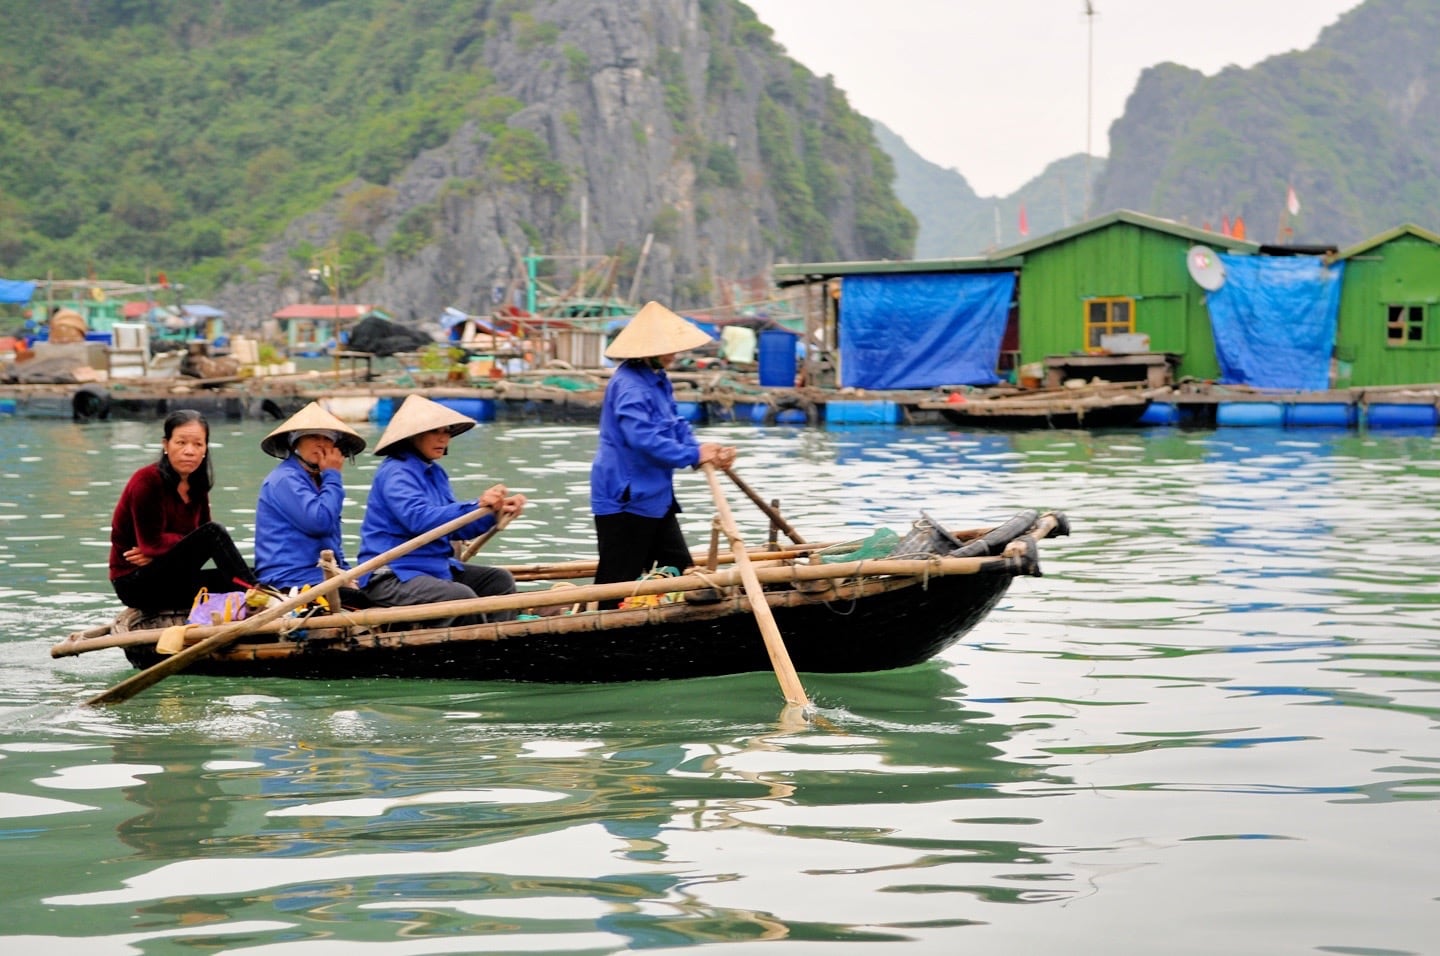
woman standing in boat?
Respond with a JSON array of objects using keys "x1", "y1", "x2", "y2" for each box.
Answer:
[
  {"x1": 355, "y1": 395, "x2": 526, "y2": 623},
  {"x1": 253, "y1": 402, "x2": 368, "y2": 602},
  {"x1": 109, "y1": 409, "x2": 256, "y2": 611},
  {"x1": 590, "y1": 301, "x2": 736, "y2": 605}
]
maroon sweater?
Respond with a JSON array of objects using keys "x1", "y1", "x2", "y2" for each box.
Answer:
[{"x1": 108, "y1": 463, "x2": 211, "y2": 581}]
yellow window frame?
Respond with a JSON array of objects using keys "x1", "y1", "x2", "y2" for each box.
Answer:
[{"x1": 1084, "y1": 297, "x2": 1135, "y2": 352}]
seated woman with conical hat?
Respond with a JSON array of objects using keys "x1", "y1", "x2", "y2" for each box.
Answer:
[
  {"x1": 590, "y1": 301, "x2": 737, "y2": 607},
  {"x1": 253, "y1": 402, "x2": 368, "y2": 601},
  {"x1": 355, "y1": 394, "x2": 526, "y2": 625}
]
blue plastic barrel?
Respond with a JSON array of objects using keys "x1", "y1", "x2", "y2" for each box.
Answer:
[
  {"x1": 1217, "y1": 402, "x2": 1284, "y2": 427},
  {"x1": 1138, "y1": 402, "x2": 1179, "y2": 425},
  {"x1": 757, "y1": 330, "x2": 800, "y2": 387},
  {"x1": 370, "y1": 396, "x2": 396, "y2": 425},
  {"x1": 825, "y1": 400, "x2": 899, "y2": 425},
  {"x1": 675, "y1": 401, "x2": 705, "y2": 423},
  {"x1": 1286, "y1": 403, "x2": 1354, "y2": 428},
  {"x1": 434, "y1": 396, "x2": 496, "y2": 422},
  {"x1": 1366, "y1": 404, "x2": 1438, "y2": 429}
]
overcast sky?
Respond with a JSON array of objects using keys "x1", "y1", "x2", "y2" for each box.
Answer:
[{"x1": 742, "y1": 0, "x2": 1365, "y2": 196}]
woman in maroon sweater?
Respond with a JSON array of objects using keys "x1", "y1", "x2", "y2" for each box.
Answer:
[{"x1": 108, "y1": 409, "x2": 255, "y2": 611}]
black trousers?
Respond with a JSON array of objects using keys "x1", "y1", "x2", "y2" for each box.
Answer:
[
  {"x1": 362, "y1": 563, "x2": 517, "y2": 625},
  {"x1": 593, "y1": 510, "x2": 693, "y2": 609},
  {"x1": 113, "y1": 521, "x2": 256, "y2": 612}
]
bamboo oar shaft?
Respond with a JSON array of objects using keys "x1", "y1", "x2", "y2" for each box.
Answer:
[
  {"x1": 55, "y1": 548, "x2": 1030, "y2": 658},
  {"x1": 704, "y1": 464, "x2": 809, "y2": 708},
  {"x1": 83, "y1": 506, "x2": 494, "y2": 706},
  {"x1": 459, "y1": 509, "x2": 515, "y2": 562},
  {"x1": 723, "y1": 467, "x2": 806, "y2": 544}
]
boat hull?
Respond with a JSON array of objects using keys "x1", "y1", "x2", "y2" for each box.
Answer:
[{"x1": 118, "y1": 572, "x2": 1015, "y2": 683}]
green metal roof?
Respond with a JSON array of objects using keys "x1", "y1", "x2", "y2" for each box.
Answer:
[
  {"x1": 770, "y1": 209, "x2": 1261, "y2": 284},
  {"x1": 1331, "y1": 222, "x2": 1440, "y2": 261},
  {"x1": 772, "y1": 255, "x2": 1021, "y2": 284},
  {"x1": 989, "y1": 209, "x2": 1261, "y2": 258}
]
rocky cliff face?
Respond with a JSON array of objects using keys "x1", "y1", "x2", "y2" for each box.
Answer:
[
  {"x1": 220, "y1": 0, "x2": 913, "y2": 325},
  {"x1": 1094, "y1": 0, "x2": 1440, "y2": 245}
]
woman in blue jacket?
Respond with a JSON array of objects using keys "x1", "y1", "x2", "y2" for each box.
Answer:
[
  {"x1": 591, "y1": 301, "x2": 736, "y2": 604},
  {"x1": 253, "y1": 402, "x2": 367, "y2": 599},
  {"x1": 356, "y1": 395, "x2": 526, "y2": 624}
]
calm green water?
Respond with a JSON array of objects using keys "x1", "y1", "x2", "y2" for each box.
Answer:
[{"x1": 1, "y1": 417, "x2": 1437, "y2": 955}]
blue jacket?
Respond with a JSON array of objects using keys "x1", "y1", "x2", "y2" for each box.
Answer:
[
  {"x1": 253, "y1": 455, "x2": 347, "y2": 589},
  {"x1": 590, "y1": 361, "x2": 700, "y2": 518},
  {"x1": 355, "y1": 449, "x2": 495, "y2": 585}
]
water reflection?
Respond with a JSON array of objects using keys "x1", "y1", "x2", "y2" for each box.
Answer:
[{"x1": 1, "y1": 420, "x2": 1437, "y2": 952}]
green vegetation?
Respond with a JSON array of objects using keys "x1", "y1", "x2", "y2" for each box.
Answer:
[
  {"x1": 0, "y1": 0, "x2": 539, "y2": 290},
  {"x1": 0, "y1": 0, "x2": 917, "y2": 300}
]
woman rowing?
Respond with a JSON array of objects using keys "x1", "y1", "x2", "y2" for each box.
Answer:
[
  {"x1": 590, "y1": 301, "x2": 736, "y2": 607},
  {"x1": 355, "y1": 395, "x2": 526, "y2": 624}
]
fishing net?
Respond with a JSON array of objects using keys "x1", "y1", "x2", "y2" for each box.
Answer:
[{"x1": 816, "y1": 527, "x2": 900, "y2": 563}]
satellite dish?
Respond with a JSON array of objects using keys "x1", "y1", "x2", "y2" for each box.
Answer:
[{"x1": 1187, "y1": 245, "x2": 1226, "y2": 291}]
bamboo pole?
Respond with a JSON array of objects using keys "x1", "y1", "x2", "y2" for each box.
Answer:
[
  {"x1": 703, "y1": 464, "x2": 809, "y2": 708},
  {"x1": 459, "y1": 509, "x2": 516, "y2": 562},
  {"x1": 723, "y1": 467, "x2": 806, "y2": 544}
]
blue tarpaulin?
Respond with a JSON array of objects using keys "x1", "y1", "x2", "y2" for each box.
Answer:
[
  {"x1": 839, "y1": 272, "x2": 1014, "y2": 389},
  {"x1": 1208, "y1": 255, "x2": 1344, "y2": 391},
  {"x1": 0, "y1": 279, "x2": 35, "y2": 304}
]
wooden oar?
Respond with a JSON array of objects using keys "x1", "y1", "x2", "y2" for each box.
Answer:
[
  {"x1": 723, "y1": 466, "x2": 806, "y2": 544},
  {"x1": 83, "y1": 506, "x2": 494, "y2": 707},
  {"x1": 459, "y1": 509, "x2": 516, "y2": 562},
  {"x1": 702, "y1": 463, "x2": 809, "y2": 709}
]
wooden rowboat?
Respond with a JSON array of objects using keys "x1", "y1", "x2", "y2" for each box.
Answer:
[{"x1": 52, "y1": 510, "x2": 1068, "y2": 684}]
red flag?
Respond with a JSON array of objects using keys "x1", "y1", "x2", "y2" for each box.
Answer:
[
  {"x1": 158, "y1": 271, "x2": 169, "y2": 289},
  {"x1": 1233, "y1": 215, "x2": 1247, "y2": 240},
  {"x1": 1018, "y1": 203, "x2": 1029, "y2": 237},
  {"x1": 1286, "y1": 186, "x2": 1301, "y2": 216},
  {"x1": 1221, "y1": 216, "x2": 1231, "y2": 236}
]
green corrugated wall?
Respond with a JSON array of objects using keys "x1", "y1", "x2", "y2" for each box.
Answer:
[
  {"x1": 1017, "y1": 221, "x2": 1221, "y2": 380},
  {"x1": 1336, "y1": 235, "x2": 1440, "y2": 387}
]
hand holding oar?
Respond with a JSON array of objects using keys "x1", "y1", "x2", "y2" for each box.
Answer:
[
  {"x1": 702, "y1": 463, "x2": 810, "y2": 710},
  {"x1": 84, "y1": 506, "x2": 493, "y2": 707},
  {"x1": 459, "y1": 507, "x2": 517, "y2": 562},
  {"x1": 723, "y1": 466, "x2": 806, "y2": 544}
]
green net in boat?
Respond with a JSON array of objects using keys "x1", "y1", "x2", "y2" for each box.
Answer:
[
  {"x1": 817, "y1": 527, "x2": 900, "y2": 563},
  {"x1": 540, "y1": 375, "x2": 598, "y2": 391}
]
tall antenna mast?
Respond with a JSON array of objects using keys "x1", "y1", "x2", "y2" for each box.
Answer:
[{"x1": 1083, "y1": 1, "x2": 1096, "y2": 219}]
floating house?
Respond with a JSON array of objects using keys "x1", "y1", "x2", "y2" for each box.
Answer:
[
  {"x1": 777, "y1": 210, "x2": 1440, "y2": 395},
  {"x1": 989, "y1": 210, "x2": 1259, "y2": 385},
  {"x1": 271, "y1": 303, "x2": 390, "y2": 356},
  {"x1": 772, "y1": 255, "x2": 1022, "y2": 390},
  {"x1": 1329, "y1": 224, "x2": 1440, "y2": 388}
]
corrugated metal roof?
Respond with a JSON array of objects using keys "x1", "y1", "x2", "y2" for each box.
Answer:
[
  {"x1": 772, "y1": 255, "x2": 1021, "y2": 284},
  {"x1": 271, "y1": 304, "x2": 385, "y2": 320},
  {"x1": 990, "y1": 209, "x2": 1261, "y2": 258},
  {"x1": 771, "y1": 209, "x2": 1261, "y2": 284},
  {"x1": 1331, "y1": 223, "x2": 1440, "y2": 261}
]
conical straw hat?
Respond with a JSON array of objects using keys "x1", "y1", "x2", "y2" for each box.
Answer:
[
  {"x1": 373, "y1": 394, "x2": 476, "y2": 455},
  {"x1": 604, "y1": 301, "x2": 713, "y2": 359},
  {"x1": 260, "y1": 402, "x2": 367, "y2": 459}
]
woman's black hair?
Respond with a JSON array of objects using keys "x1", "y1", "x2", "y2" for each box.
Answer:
[{"x1": 157, "y1": 409, "x2": 215, "y2": 494}]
